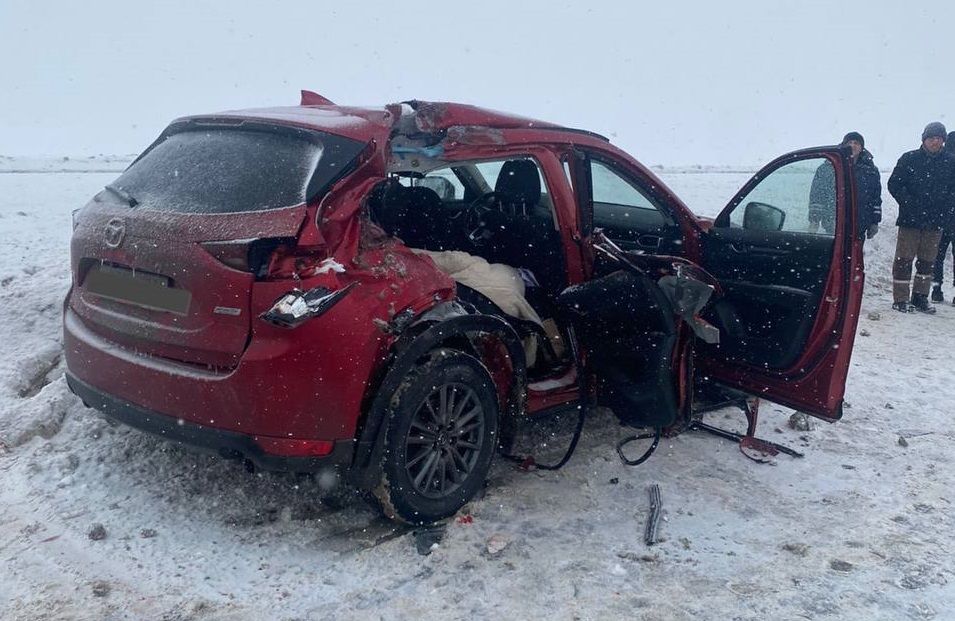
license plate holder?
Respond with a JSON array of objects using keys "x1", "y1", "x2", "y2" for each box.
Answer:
[{"x1": 84, "y1": 264, "x2": 191, "y2": 315}]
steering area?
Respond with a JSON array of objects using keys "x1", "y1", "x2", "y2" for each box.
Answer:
[{"x1": 464, "y1": 191, "x2": 509, "y2": 247}]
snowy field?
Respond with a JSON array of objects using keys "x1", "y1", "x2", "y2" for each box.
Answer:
[{"x1": 1, "y1": 163, "x2": 954, "y2": 620}]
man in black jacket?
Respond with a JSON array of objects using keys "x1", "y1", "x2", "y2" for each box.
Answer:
[
  {"x1": 808, "y1": 132, "x2": 882, "y2": 238},
  {"x1": 888, "y1": 122, "x2": 955, "y2": 313},
  {"x1": 930, "y1": 131, "x2": 955, "y2": 303}
]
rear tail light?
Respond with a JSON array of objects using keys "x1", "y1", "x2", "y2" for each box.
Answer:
[
  {"x1": 200, "y1": 237, "x2": 294, "y2": 278},
  {"x1": 260, "y1": 282, "x2": 357, "y2": 328}
]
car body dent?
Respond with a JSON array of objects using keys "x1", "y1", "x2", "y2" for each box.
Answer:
[{"x1": 64, "y1": 94, "x2": 863, "y2": 483}]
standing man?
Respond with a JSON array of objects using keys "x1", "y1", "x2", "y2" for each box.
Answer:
[
  {"x1": 888, "y1": 122, "x2": 954, "y2": 314},
  {"x1": 930, "y1": 130, "x2": 955, "y2": 303},
  {"x1": 808, "y1": 132, "x2": 882, "y2": 238}
]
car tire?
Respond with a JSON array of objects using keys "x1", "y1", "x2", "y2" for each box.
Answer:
[{"x1": 373, "y1": 348, "x2": 499, "y2": 524}]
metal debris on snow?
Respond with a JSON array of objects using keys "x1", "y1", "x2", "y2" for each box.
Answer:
[
  {"x1": 413, "y1": 523, "x2": 446, "y2": 556},
  {"x1": 644, "y1": 484, "x2": 663, "y2": 546}
]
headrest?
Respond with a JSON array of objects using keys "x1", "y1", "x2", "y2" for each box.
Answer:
[
  {"x1": 367, "y1": 179, "x2": 410, "y2": 236},
  {"x1": 495, "y1": 160, "x2": 541, "y2": 207},
  {"x1": 406, "y1": 185, "x2": 444, "y2": 209}
]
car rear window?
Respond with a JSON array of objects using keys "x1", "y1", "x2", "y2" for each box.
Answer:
[{"x1": 113, "y1": 126, "x2": 363, "y2": 214}]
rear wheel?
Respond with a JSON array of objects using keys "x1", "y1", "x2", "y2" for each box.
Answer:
[{"x1": 374, "y1": 349, "x2": 499, "y2": 524}]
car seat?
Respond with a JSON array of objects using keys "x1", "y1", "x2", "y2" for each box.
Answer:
[
  {"x1": 403, "y1": 185, "x2": 455, "y2": 250},
  {"x1": 558, "y1": 270, "x2": 679, "y2": 428},
  {"x1": 367, "y1": 179, "x2": 410, "y2": 238},
  {"x1": 495, "y1": 159, "x2": 541, "y2": 215}
]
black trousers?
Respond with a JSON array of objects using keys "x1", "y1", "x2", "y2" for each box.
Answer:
[{"x1": 933, "y1": 229, "x2": 955, "y2": 286}]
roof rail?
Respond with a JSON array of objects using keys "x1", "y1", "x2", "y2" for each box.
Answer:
[{"x1": 536, "y1": 126, "x2": 610, "y2": 142}]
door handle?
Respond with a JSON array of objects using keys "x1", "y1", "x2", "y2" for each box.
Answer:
[
  {"x1": 730, "y1": 243, "x2": 788, "y2": 257},
  {"x1": 748, "y1": 247, "x2": 790, "y2": 257}
]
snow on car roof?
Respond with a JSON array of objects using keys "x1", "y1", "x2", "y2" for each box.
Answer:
[
  {"x1": 176, "y1": 105, "x2": 397, "y2": 143},
  {"x1": 177, "y1": 99, "x2": 609, "y2": 144}
]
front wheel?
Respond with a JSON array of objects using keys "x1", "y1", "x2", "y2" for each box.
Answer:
[{"x1": 373, "y1": 349, "x2": 499, "y2": 524}]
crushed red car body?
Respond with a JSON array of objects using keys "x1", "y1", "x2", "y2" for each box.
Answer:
[{"x1": 65, "y1": 91, "x2": 864, "y2": 523}]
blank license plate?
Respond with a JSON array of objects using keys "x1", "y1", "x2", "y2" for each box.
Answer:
[{"x1": 84, "y1": 264, "x2": 191, "y2": 315}]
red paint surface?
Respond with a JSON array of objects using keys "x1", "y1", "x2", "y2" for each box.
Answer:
[{"x1": 66, "y1": 100, "x2": 862, "y2": 459}]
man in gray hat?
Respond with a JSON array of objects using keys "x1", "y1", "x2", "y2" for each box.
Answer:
[{"x1": 887, "y1": 122, "x2": 955, "y2": 313}]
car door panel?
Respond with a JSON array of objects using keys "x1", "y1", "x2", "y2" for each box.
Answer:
[
  {"x1": 588, "y1": 158, "x2": 684, "y2": 256},
  {"x1": 702, "y1": 225, "x2": 835, "y2": 369},
  {"x1": 696, "y1": 146, "x2": 862, "y2": 421},
  {"x1": 599, "y1": 221, "x2": 683, "y2": 254}
]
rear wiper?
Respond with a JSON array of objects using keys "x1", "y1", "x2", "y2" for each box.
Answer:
[{"x1": 104, "y1": 184, "x2": 138, "y2": 207}]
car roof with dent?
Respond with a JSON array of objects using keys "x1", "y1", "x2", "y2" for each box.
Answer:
[{"x1": 176, "y1": 100, "x2": 610, "y2": 144}]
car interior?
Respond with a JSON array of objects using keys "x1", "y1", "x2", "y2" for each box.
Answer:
[
  {"x1": 586, "y1": 156, "x2": 684, "y2": 256},
  {"x1": 367, "y1": 154, "x2": 683, "y2": 428},
  {"x1": 367, "y1": 157, "x2": 572, "y2": 378},
  {"x1": 700, "y1": 156, "x2": 837, "y2": 370}
]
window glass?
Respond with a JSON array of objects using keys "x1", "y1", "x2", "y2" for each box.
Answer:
[
  {"x1": 591, "y1": 161, "x2": 656, "y2": 209},
  {"x1": 397, "y1": 169, "x2": 465, "y2": 200},
  {"x1": 474, "y1": 160, "x2": 505, "y2": 189},
  {"x1": 591, "y1": 160, "x2": 666, "y2": 228},
  {"x1": 417, "y1": 170, "x2": 464, "y2": 200},
  {"x1": 474, "y1": 160, "x2": 549, "y2": 199},
  {"x1": 114, "y1": 128, "x2": 362, "y2": 213},
  {"x1": 727, "y1": 157, "x2": 835, "y2": 235}
]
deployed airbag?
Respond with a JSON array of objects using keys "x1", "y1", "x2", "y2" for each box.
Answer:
[{"x1": 413, "y1": 249, "x2": 543, "y2": 326}]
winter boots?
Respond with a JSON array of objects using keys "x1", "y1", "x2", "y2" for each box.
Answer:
[
  {"x1": 930, "y1": 284, "x2": 955, "y2": 306},
  {"x1": 931, "y1": 284, "x2": 944, "y2": 303},
  {"x1": 911, "y1": 294, "x2": 937, "y2": 314},
  {"x1": 894, "y1": 294, "x2": 939, "y2": 314}
]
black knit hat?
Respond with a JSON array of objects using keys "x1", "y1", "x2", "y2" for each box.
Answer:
[
  {"x1": 922, "y1": 122, "x2": 946, "y2": 141},
  {"x1": 842, "y1": 131, "x2": 864, "y2": 148}
]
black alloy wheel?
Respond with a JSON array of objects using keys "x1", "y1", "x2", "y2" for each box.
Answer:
[
  {"x1": 405, "y1": 382, "x2": 486, "y2": 499},
  {"x1": 374, "y1": 349, "x2": 499, "y2": 524}
]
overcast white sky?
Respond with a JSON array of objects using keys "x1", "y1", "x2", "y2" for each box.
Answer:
[{"x1": 1, "y1": 0, "x2": 952, "y2": 166}]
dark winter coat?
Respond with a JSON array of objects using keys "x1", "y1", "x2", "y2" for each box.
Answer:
[
  {"x1": 807, "y1": 150, "x2": 882, "y2": 235},
  {"x1": 945, "y1": 137, "x2": 955, "y2": 231},
  {"x1": 854, "y1": 150, "x2": 882, "y2": 232},
  {"x1": 887, "y1": 147, "x2": 955, "y2": 230}
]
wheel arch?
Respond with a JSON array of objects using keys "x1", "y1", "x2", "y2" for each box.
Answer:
[{"x1": 347, "y1": 307, "x2": 527, "y2": 490}]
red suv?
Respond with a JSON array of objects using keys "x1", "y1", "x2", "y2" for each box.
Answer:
[{"x1": 65, "y1": 92, "x2": 864, "y2": 523}]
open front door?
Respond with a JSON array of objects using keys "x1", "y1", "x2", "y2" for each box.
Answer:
[{"x1": 696, "y1": 146, "x2": 863, "y2": 420}]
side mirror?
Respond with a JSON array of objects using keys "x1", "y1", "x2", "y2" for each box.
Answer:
[{"x1": 742, "y1": 201, "x2": 785, "y2": 231}]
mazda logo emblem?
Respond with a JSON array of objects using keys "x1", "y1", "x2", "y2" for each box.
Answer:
[{"x1": 104, "y1": 218, "x2": 126, "y2": 248}]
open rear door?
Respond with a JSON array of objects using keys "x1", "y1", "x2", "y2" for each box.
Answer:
[{"x1": 696, "y1": 146, "x2": 863, "y2": 420}]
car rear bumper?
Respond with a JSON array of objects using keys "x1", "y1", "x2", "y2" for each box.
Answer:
[
  {"x1": 66, "y1": 372, "x2": 354, "y2": 472},
  {"x1": 63, "y1": 302, "x2": 380, "y2": 440}
]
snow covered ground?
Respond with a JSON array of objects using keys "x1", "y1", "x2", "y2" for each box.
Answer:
[{"x1": 1, "y1": 165, "x2": 953, "y2": 620}]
